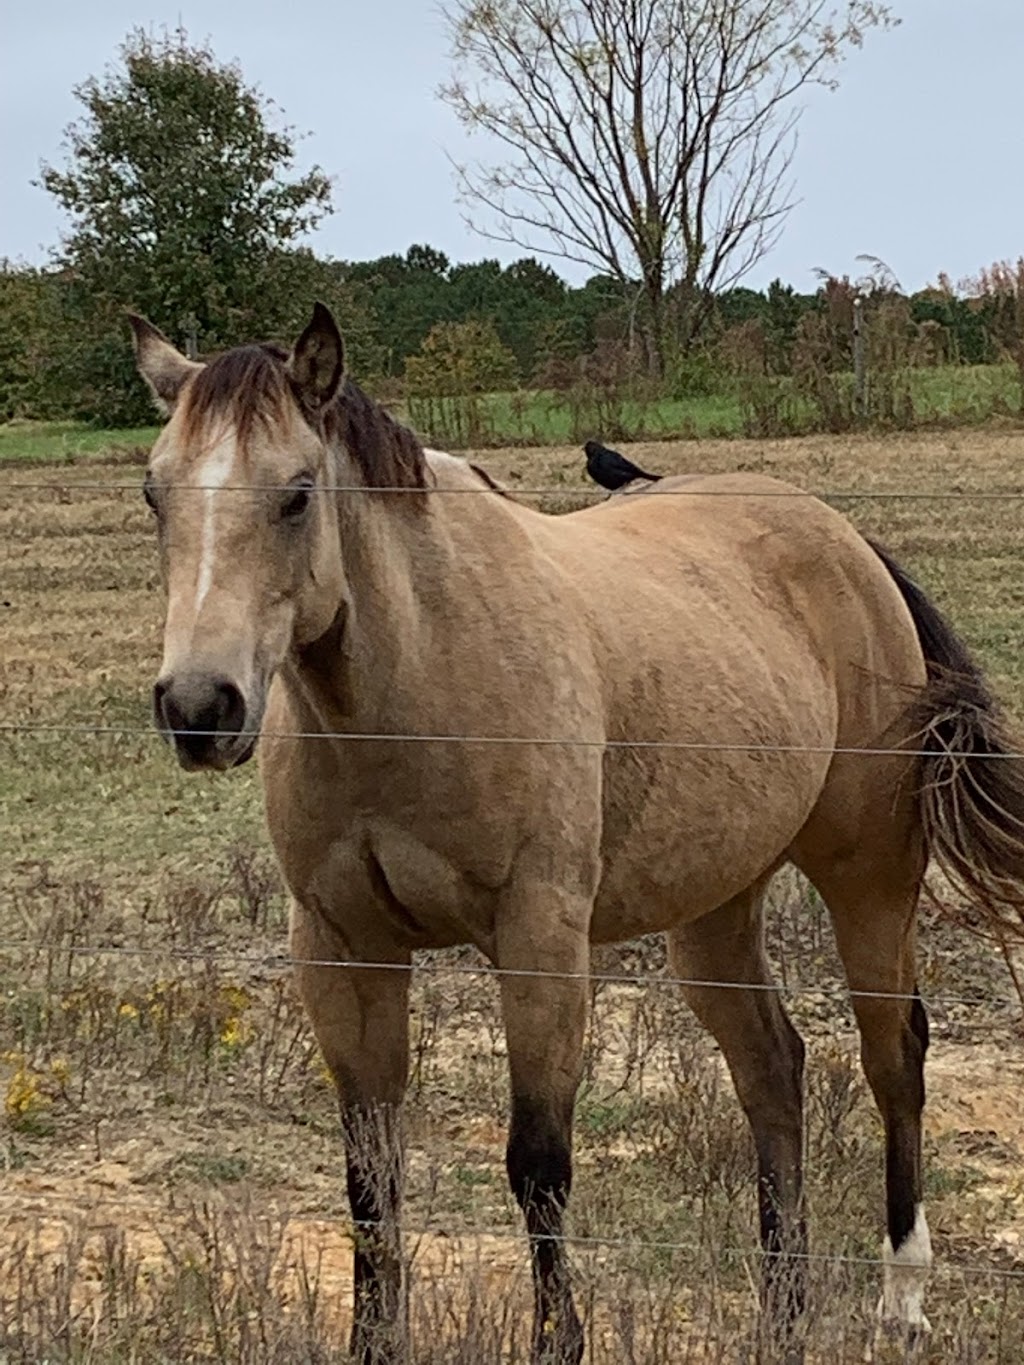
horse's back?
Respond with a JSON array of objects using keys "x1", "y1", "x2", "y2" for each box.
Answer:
[
  {"x1": 536, "y1": 472, "x2": 928, "y2": 932},
  {"x1": 549, "y1": 470, "x2": 926, "y2": 732}
]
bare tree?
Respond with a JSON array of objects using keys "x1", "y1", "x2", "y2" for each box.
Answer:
[{"x1": 441, "y1": 1, "x2": 898, "y2": 373}]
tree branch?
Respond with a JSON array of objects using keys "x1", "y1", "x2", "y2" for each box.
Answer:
[{"x1": 441, "y1": 0, "x2": 898, "y2": 358}]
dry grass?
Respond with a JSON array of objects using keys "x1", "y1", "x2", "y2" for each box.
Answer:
[{"x1": 3, "y1": 429, "x2": 1024, "y2": 1361}]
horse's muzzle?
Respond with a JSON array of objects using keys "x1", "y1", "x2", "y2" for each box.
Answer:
[{"x1": 153, "y1": 673, "x2": 257, "y2": 771}]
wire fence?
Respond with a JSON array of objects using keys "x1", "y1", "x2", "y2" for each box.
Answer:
[
  {"x1": 5, "y1": 477, "x2": 1024, "y2": 499},
  {"x1": 3, "y1": 717, "x2": 1024, "y2": 1014},
  {"x1": 5, "y1": 721, "x2": 1024, "y2": 763},
  {"x1": 4, "y1": 910, "x2": 1019, "y2": 1276},
  {"x1": 0, "y1": 936, "x2": 1019, "y2": 1014},
  {"x1": 3, "y1": 1186, "x2": 1022, "y2": 1281},
  {"x1": 4, "y1": 471, "x2": 1024, "y2": 1303}
]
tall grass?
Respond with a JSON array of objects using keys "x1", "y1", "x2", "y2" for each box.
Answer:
[{"x1": 3, "y1": 365, "x2": 1020, "y2": 467}]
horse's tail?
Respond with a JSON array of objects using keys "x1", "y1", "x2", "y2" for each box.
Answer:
[{"x1": 871, "y1": 539, "x2": 1024, "y2": 935}]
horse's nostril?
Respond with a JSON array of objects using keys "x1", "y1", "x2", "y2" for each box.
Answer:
[
  {"x1": 153, "y1": 674, "x2": 247, "y2": 743},
  {"x1": 213, "y1": 679, "x2": 246, "y2": 735},
  {"x1": 153, "y1": 678, "x2": 175, "y2": 732}
]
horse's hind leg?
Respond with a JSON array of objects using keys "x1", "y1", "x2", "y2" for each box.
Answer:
[
  {"x1": 668, "y1": 880, "x2": 808, "y2": 1354},
  {"x1": 794, "y1": 819, "x2": 931, "y2": 1352}
]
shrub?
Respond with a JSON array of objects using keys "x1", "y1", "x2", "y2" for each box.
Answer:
[{"x1": 406, "y1": 319, "x2": 518, "y2": 447}]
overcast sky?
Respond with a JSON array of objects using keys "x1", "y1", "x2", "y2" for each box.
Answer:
[{"x1": 2, "y1": 1, "x2": 1021, "y2": 293}]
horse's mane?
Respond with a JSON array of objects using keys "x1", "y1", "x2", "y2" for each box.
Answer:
[
  {"x1": 466, "y1": 461, "x2": 515, "y2": 498},
  {"x1": 180, "y1": 344, "x2": 428, "y2": 493}
]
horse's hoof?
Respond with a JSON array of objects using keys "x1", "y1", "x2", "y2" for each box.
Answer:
[{"x1": 864, "y1": 1301, "x2": 931, "y2": 1362}]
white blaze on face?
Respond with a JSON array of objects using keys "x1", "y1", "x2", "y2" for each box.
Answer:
[
  {"x1": 877, "y1": 1204, "x2": 932, "y2": 1335},
  {"x1": 192, "y1": 430, "x2": 239, "y2": 614}
]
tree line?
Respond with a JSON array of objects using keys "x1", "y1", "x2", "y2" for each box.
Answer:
[{"x1": 4, "y1": 238, "x2": 1022, "y2": 428}]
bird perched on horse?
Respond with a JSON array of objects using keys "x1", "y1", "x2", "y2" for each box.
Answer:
[{"x1": 583, "y1": 440, "x2": 660, "y2": 491}]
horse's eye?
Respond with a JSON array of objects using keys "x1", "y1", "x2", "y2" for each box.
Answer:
[
  {"x1": 143, "y1": 476, "x2": 158, "y2": 513},
  {"x1": 282, "y1": 484, "x2": 313, "y2": 520}
]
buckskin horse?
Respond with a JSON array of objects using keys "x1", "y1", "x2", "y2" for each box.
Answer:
[{"x1": 129, "y1": 304, "x2": 1024, "y2": 1362}]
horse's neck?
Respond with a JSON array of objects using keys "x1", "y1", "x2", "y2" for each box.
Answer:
[{"x1": 289, "y1": 454, "x2": 513, "y2": 728}]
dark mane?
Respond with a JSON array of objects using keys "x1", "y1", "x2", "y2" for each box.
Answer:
[
  {"x1": 466, "y1": 461, "x2": 534, "y2": 507},
  {"x1": 328, "y1": 378, "x2": 428, "y2": 492},
  {"x1": 182, "y1": 345, "x2": 289, "y2": 449},
  {"x1": 467, "y1": 461, "x2": 513, "y2": 497},
  {"x1": 180, "y1": 343, "x2": 428, "y2": 493}
]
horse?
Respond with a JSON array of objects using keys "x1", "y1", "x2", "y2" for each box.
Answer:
[{"x1": 129, "y1": 303, "x2": 1024, "y2": 1363}]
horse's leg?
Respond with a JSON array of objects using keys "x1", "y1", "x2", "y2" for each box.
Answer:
[
  {"x1": 799, "y1": 850, "x2": 931, "y2": 1352},
  {"x1": 668, "y1": 881, "x2": 808, "y2": 1356},
  {"x1": 496, "y1": 896, "x2": 590, "y2": 1365},
  {"x1": 291, "y1": 900, "x2": 411, "y2": 1365}
]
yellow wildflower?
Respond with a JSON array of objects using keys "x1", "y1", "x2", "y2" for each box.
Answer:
[
  {"x1": 4, "y1": 1060, "x2": 48, "y2": 1121},
  {"x1": 219, "y1": 985, "x2": 252, "y2": 1013},
  {"x1": 220, "y1": 1016, "x2": 253, "y2": 1048}
]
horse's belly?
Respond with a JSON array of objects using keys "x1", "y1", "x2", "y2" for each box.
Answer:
[
  {"x1": 591, "y1": 836, "x2": 781, "y2": 942},
  {"x1": 592, "y1": 742, "x2": 829, "y2": 940}
]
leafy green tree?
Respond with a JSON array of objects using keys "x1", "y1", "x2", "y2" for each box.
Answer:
[
  {"x1": 38, "y1": 26, "x2": 334, "y2": 422},
  {"x1": 343, "y1": 242, "x2": 631, "y2": 382},
  {"x1": 406, "y1": 318, "x2": 518, "y2": 398},
  {"x1": 448, "y1": 257, "x2": 569, "y2": 377},
  {"x1": 346, "y1": 246, "x2": 456, "y2": 375},
  {"x1": 0, "y1": 264, "x2": 53, "y2": 419},
  {"x1": 405, "y1": 318, "x2": 519, "y2": 446}
]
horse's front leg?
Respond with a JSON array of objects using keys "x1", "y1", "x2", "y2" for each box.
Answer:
[
  {"x1": 497, "y1": 889, "x2": 591, "y2": 1365},
  {"x1": 291, "y1": 900, "x2": 411, "y2": 1365}
]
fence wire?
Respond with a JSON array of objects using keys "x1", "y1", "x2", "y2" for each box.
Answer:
[
  {"x1": 3, "y1": 721, "x2": 1024, "y2": 1007},
  {"x1": 5, "y1": 478, "x2": 1024, "y2": 502},
  {"x1": 5, "y1": 720, "x2": 1024, "y2": 763},
  {"x1": 0, "y1": 937, "x2": 1019, "y2": 1014},
  {"x1": 3, "y1": 1187, "x2": 1022, "y2": 1280},
  {"x1": 4, "y1": 469, "x2": 1024, "y2": 1303}
]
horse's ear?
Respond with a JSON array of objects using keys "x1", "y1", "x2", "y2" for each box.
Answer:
[
  {"x1": 287, "y1": 302, "x2": 345, "y2": 413},
  {"x1": 127, "y1": 313, "x2": 202, "y2": 416}
]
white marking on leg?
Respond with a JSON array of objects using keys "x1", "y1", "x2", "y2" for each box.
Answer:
[
  {"x1": 193, "y1": 434, "x2": 238, "y2": 615},
  {"x1": 878, "y1": 1204, "x2": 932, "y2": 1332}
]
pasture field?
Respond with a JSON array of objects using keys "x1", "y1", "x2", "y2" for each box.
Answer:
[
  {"x1": 454, "y1": 363, "x2": 1023, "y2": 446},
  {"x1": 1, "y1": 360, "x2": 1020, "y2": 465},
  {"x1": 2, "y1": 429, "x2": 1024, "y2": 1361},
  {"x1": 0, "y1": 422, "x2": 160, "y2": 466}
]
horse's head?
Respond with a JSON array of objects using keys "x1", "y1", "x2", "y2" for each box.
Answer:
[{"x1": 131, "y1": 305, "x2": 348, "y2": 771}]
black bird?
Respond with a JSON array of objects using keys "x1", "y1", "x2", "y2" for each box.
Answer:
[{"x1": 583, "y1": 440, "x2": 660, "y2": 491}]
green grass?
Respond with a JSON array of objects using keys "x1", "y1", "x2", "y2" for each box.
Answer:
[
  {"x1": 913, "y1": 361, "x2": 1022, "y2": 420},
  {"x1": 409, "y1": 364, "x2": 1022, "y2": 448},
  {"x1": 2, "y1": 363, "x2": 1018, "y2": 464},
  {"x1": 0, "y1": 419, "x2": 159, "y2": 464},
  {"x1": 473, "y1": 387, "x2": 744, "y2": 443}
]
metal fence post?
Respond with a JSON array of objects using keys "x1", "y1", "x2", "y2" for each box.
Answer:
[{"x1": 853, "y1": 294, "x2": 866, "y2": 421}]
